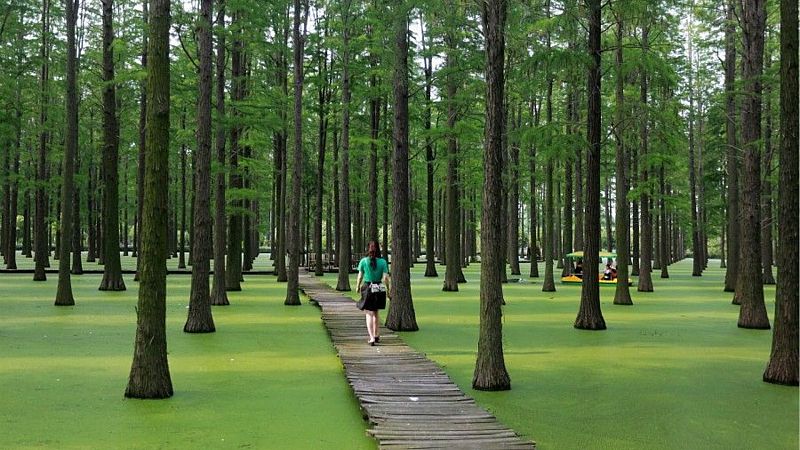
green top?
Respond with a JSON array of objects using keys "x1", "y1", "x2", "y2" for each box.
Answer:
[{"x1": 358, "y1": 257, "x2": 389, "y2": 283}]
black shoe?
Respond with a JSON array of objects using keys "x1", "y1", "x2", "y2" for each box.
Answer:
[
  {"x1": 374, "y1": 336, "x2": 380, "y2": 343},
  {"x1": 369, "y1": 340, "x2": 375, "y2": 346}
]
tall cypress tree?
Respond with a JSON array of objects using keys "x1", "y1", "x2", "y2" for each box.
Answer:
[
  {"x1": 54, "y1": 0, "x2": 79, "y2": 306},
  {"x1": 473, "y1": 0, "x2": 510, "y2": 391},
  {"x1": 125, "y1": 0, "x2": 173, "y2": 399},
  {"x1": 574, "y1": 0, "x2": 606, "y2": 329},
  {"x1": 99, "y1": 0, "x2": 126, "y2": 292}
]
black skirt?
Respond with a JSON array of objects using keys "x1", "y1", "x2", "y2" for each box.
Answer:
[{"x1": 358, "y1": 283, "x2": 387, "y2": 311}]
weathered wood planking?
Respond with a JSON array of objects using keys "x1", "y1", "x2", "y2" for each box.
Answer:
[{"x1": 299, "y1": 271, "x2": 535, "y2": 449}]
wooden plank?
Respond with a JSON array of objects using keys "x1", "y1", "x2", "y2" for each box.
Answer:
[{"x1": 299, "y1": 271, "x2": 536, "y2": 449}]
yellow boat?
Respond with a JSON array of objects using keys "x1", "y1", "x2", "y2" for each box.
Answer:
[{"x1": 560, "y1": 251, "x2": 633, "y2": 286}]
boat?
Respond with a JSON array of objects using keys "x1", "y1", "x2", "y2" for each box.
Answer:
[{"x1": 560, "y1": 251, "x2": 633, "y2": 286}]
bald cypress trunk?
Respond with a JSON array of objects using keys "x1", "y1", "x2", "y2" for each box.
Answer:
[
  {"x1": 210, "y1": 2, "x2": 229, "y2": 306},
  {"x1": 285, "y1": 0, "x2": 306, "y2": 306},
  {"x1": 125, "y1": 0, "x2": 173, "y2": 398},
  {"x1": 574, "y1": 0, "x2": 606, "y2": 329},
  {"x1": 613, "y1": 14, "x2": 632, "y2": 305},
  {"x1": 529, "y1": 99, "x2": 540, "y2": 278},
  {"x1": 385, "y1": 2, "x2": 418, "y2": 331},
  {"x1": 761, "y1": 52, "x2": 776, "y2": 285},
  {"x1": 55, "y1": 0, "x2": 79, "y2": 306},
  {"x1": 542, "y1": 61, "x2": 556, "y2": 292},
  {"x1": 474, "y1": 0, "x2": 510, "y2": 391},
  {"x1": 184, "y1": 0, "x2": 216, "y2": 332},
  {"x1": 724, "y1": 0, "x2": 740, "y2": 296},
  {"x1": 33, "y1": 0, "x2": 50, "y2": 282},
  {"x1": 637, "y1": 25, "x2": 654, "y2": 293},
  {"x1": 335, "y1": 2, "x2": 352, "y2": 292},
  {"x1": 422, "y1": 15, "x2": 437, "y2": 278},
  {"x1": 99, "y1": 0, "x2": 125, "y2": 291},
  {"x1": 736, "y1": 0, "x2": 769, "y2": 329},
  {"x1": 134, "y1": 0, "x2": 147, "y2": 283},
  {"x1": 763, "y1": 0, "x2": 798, "y2": 385},
  {"x1": 443, "y1": 24, "x2": 462, "y2": 291},
  {"x1": 225, "y1": 11, "x2": 243, "y2": 292}
]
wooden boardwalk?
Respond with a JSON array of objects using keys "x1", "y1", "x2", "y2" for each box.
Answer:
[{"x1": 299, "y1": 272, "x2": 535, "y2": 449}]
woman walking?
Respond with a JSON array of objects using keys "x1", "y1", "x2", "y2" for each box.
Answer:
[{"x1": 356, "y1": 240, "x2": 390, "y2": 345}]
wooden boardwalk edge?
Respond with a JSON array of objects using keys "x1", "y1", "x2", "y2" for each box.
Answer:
[{"x1": 299, "y1": 271, "x2": 536, "y2": 449}]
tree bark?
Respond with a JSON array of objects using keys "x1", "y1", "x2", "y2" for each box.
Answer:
[
  {"x1": 336, "y1": 1, "x2": 352, "y2": 292},
  {"x1": 125, "y1": 0, "x2": 173, "y2": 399},
  {"x1": 761, "y1": 51, "x2": 776, "y2": 285},
  {"x1": 385, "y1": 2, "x2": 418, "y2": 331},
  {"x1": 422, "y1": 13, "x2": 437, "y2": 278},
  {"x1": 688, "y1": 14, "x2": 702, "y2": 277},
  {"x1": 763, "y1": 0, "x2": 798, "y2": 384},
  {"x1": 99, "y1": 0, "x2": 125, "y2": 291},
  {"x1": 184, "y1": 0, "x2": 216, "y2": 332},
  {"x1": 33, "y1": 0, "x2": 50, "y2": 282},
  {"x1": 542, "y1": 71, "x2": 555, "y2": 292},
  {"x1": 613, "y1": 13, "x2": 632, "y2": 305},
  {"x1": 55, "y1": 0, "x2": 79, "y2": 306},
  {"x1": 134, "y1": 0, "x2": 148, "y2": 282},
  {"x1": 724, "y1": 0, "x2": 740, "y2": 295},
  {"x1": 443, "y1": 29, "x2": 461, "y2": 291},
  {"x1": 225, "y1": 12, "x2": 243, "y2": 291},
  {"x1": 637, "y1": 25, "x2": 654, "y2": 293},
  {"x1": 574, "y1": 0, "x2": 606, "y2": 329},
  {"x1": 736, "y1": 0, "x2": 769, "y2": 329},
  {"x1": 314, "y1": 22, "x2": 329, "y2": 277},
  {"x1": 285, "y1": 0, "x2": 306, "y2": 306},
  {"x1": 528, "y1": 99, "x2": 539, "y2": 278},
  {"x1": 473, "y1": 0, "x2": 510, "y2": 391},
  {"x1": 210, "y1": 1, "x2": 229, "y2": 306}
]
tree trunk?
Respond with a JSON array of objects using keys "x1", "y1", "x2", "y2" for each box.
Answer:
[
  {"x1": 724, "y1": 0, "x2": 740, "y2": 295},
  {"x1": 528, "y1": 99, "x2": 539, "y2": 278},
  {"x1": 763, "y1": 0, "x2": 798, "y2": 384},
  {"x1": 33, "y1": 0, "x2": 50, "y2": 282},
  {"x1": 71, "y1": 152, "x2": 82, "y2": 275},
  {"x1": 761, "y1": 51, "x2": 776, "y2": 285},
  {"x1": 574, "y1": 0, "x2": 606, "y2": 329},
  {"x1": 285, "y1": 0, "x2": 306, "y2": 306},
  {"x1": 134, "y1": 0, "x2": 148, "y2": 282},
  {"x1": 184, "y1": 0, "x2": 216, "y2": 332},
  {"x1": 508, "y1": 106, "x2": 521, "y2": 276},
  {"x1": 385, "y1": 2, "x2": 418, "y2": 332},
  {"x1": 613, "y1": 13, "x2": 632, "y2": 305},
  {"x1": 55, "y1": 0, "x2": 79, "y2": 306},
  {"x1": 178, "y1": 118, "x2": 187, "y2": 270},
  {"x1": 99, "y1": 0, "x2": 125, "y2": 291},
  {"x1": 473, "y1": 0, "x2": 510, "y2": 391},
  {"x1": 210, "y1": 1, "x2": 229, "y2": 306},
  {"x1": 336, "y1": 2, "x2": 352, "y2": 292},
  {"x1": 688, "y1": 15, "x2": 702, "y2": 276},
  {"x1": 443, "y1": 33, "x2": 461, "y2": 291},
  {"x1": 314, "y1": 26, "x2": 329, "y2": 277},
  {"x1": 736, "y1": 0, "x2": 769, "y2": 329},
  {"x1": 637, "y1": 25, "x2": 654, "y2": 293},
  {"x1": 659, "y1": 167, "x2": 669, "y2": 278},
  {"x1": 422, "y1": 14, "x2": 437, "y2": 278},
  {"x1": 125, "y1": 0, "x2": 173, "y2": 399},
  {"x1": 561, "y1": 90, "x2": 574, "y2": 278},
  {"x1": 225, "y1": 12, "x2": 243, "y2": 292}
]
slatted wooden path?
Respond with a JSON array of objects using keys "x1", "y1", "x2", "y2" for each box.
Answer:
[{"x1": 299, "y1": 271, "x2": 535, "y2": 449}]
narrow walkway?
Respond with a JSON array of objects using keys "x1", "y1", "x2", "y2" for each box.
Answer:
[{"x1": 299, "y1": 271, "x2": 535, "y2": 449}]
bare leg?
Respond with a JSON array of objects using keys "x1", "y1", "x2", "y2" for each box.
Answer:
[
  {"x1": 373, "y1": 311, "x2": 380, "y2": 340},
  {"x1": 365, "y1": 311, "x2": 375, "y2": 342}
]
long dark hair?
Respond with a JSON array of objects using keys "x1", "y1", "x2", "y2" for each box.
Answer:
[{"x1": 368, "y1": 240, "x2": 381, "y2": 269}]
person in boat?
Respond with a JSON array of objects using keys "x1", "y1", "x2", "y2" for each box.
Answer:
[
  {"x1": 574, "y1": 259, "x2": 583, "y2": 278},
  {"x1": 603, "y1": 258, "x2": 617, "y2": 280}
]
